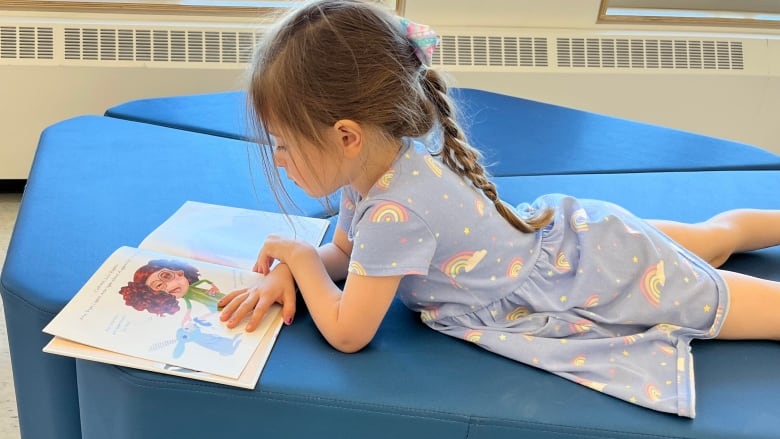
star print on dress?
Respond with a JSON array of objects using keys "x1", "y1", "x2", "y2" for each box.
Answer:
[{"x1": 338, "y1": 143, "x2": 728, "y2": 418}]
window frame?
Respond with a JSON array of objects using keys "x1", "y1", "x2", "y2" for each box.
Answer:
[
  {"x1": 598, "y1": 0, "x2": 780, "y2": 29},
  {"x1": 0, "y1": 0, "x2": 405, "y2": 17}
]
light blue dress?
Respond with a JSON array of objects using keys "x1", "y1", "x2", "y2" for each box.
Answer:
[{"x1": 338, "y1": 140, "x2": 728, "y2": 417}]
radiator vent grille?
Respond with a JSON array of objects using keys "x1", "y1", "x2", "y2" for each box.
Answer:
[
  {"x1": 0, "y1": 26, "x2": 54, "y2": 59},
  {"x1": 0, "y1": 24, "x2": 753, "y2": 72},
  {"x1": 556, "y1": 38, "x2": 744, "y2": 70},
  {"x1": 62, "y1": 27, "x2": 262, "y2": 63},
  {"x1": 433, "y1": 35, "x2": 549, "y2": 67}
]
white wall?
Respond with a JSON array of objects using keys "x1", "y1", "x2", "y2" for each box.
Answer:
[
  {"x1": 2, "y1": 0, "x2": 779, "y2": 179},
  {"x1": 406, "y1": 0, "x2": 604, "y2": 28},
  {"x1": 2, "y1": 65, "x2": 245, "y2": 179},
  {"x1": 403, "y1": 0, "x2": 780, "y2": 155}
]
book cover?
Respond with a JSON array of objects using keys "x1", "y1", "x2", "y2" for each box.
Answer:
[
  {"x1": 42, "y1": 201, "x2": 330, "y2": 388},
  {"x1": 140, "y1": 200, "x2": 330, "y2": 270}
]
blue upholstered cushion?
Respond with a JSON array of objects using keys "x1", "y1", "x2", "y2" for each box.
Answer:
[
  {"x1": 105, "y1": 88, "x2": 780, "y2": 176},
  {"x1": 73, "y1": 171, "x2": 780, "y2": 439},
  {"x1": 105, "y1": 90, "x2": 251, "y2": 140},
  {"x1": 5, "y1": 101, "x2": 779, "y2": 439},
  {"x1": 0, "y1": 116, "x2": 332, "y2": 439}
]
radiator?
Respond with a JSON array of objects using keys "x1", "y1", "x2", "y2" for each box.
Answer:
[{"x1": 1, "y1": 11, "x2": 779, "y2": 178}]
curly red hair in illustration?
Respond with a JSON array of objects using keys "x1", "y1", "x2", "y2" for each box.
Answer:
[
  {"x1": 118, "y1": 282, "x2": 180, "y2": 316},
  {"x1": 118, "y1": 259, "x2": 201, "y2": 316}
]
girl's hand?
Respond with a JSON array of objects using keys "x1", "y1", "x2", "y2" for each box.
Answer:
[
  {"x1": 218, "y1": 263, "x2": 296, "y2": 331},
  {"x1": 253, "y1": 234, "x2": 317, "y2": 275}
]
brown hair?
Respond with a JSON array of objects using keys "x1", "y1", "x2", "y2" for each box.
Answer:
[{"x1": 247, "y1": 0, "x2": 552, "y2": 232}]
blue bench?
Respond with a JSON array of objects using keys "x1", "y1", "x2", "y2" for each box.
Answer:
[
  {"x1": 105, "y1": 88, "x2": 780, "y2": 176},
  {"x1": 2, "y1": 90, "x2": 779, "y2": 439},
  {"x1": 1, "y1": 116, "x2": 329, "y2": 439}
]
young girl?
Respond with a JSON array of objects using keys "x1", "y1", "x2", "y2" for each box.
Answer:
[{"x1": 218, "y1": 0, "x2": 780, "y2": 417}]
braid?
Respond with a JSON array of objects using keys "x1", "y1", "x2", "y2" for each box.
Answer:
[{"x1": 421, "y1": 70, "x2": 553, "y2": 233}]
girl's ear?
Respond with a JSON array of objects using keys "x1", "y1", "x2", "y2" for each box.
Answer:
[{"x1": 333, "y1": 120, "x2": 362, "y2": 158}]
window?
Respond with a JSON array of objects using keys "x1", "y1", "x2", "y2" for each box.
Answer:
[
  {"x1": 599, "y1": 0, "x2": 780, "y2": 28},
  {"x1": 0, "y1": 0, "x2": 404, "y2": 16}
]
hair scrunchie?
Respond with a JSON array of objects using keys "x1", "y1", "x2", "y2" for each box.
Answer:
[{"x1": 398, "y1": 17, "x2": 440, "y2": 67}]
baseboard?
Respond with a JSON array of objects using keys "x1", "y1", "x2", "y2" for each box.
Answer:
[{"x1": 0, "y1": 179, "x2": 26, "y2": 193}]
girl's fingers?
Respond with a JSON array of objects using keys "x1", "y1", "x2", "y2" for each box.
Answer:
[
  {"x1": 253, "y1": 259, "x2": 272, "y2": 275},
  {"x1": 219, "y1": 291, "x2": 257, "y2": 326},
  {"x1": 225, "y1": 293, "x2": 262, "y2": 329},
  {"x1": 254, "y1": 248, "x2": 275, "y2": 275},
  {"x1": 218, "y1": 297, "x2": 241, "y2": 321},
  {"x1": 217, "y1": 289, "x2": 247, "y2": 318},
  {"x1": 281, "y1": 289, "x2": 296, "y2": 326},
  {"x1": 245, "y1": 295, "x2": 273, "y2": 332},
  {"x1": 218, "y1": 288, "x2": 247, "y2": 306}
]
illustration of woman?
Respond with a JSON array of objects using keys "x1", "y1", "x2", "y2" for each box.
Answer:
[
  {"x1": 120, "y1": 259, "x2": 243, "y2": 360},
  {"x1": 119, "y1": 259, "x2": 224, "y2": 320}
]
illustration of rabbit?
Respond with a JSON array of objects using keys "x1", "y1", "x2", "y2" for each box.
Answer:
[{"x1": 149, "y1": 319, "x2": 242, "y2": 359}]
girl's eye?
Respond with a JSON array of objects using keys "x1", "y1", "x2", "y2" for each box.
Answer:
[{"x1": 269, "y1": 135, "x2": 286, "y2": 152}]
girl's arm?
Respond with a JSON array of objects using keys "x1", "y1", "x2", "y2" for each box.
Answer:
[
  {"x1": 254, "y1": 228, "x2": 401, "y2": 353},
  {"x1": 220, "y1": 228, "x2": 352, "y2": 330},
  {"x1": 220, "y1": 225, "x2": 400, "y2": 350},
  {"x1": 285, "y1": 248, "x2": 401, "y2": 353},
  {"x1": 310, "y1": 226, "x2": 352, "y2": 283}
]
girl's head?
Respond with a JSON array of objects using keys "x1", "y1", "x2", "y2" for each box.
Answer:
[
  {"x1": 118, "y1": 259, "x2": 201, "y2": 315},
  {"x1": 249, "y1": 0, "x2": 552, "y2": 232},
  {"x1": 249, "y1": 0, "x2": 430, "y2": 197}
]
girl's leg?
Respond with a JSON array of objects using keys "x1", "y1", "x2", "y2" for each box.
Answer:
[
  {"x1": 648, "y1": 209, "x2": 780, "y2": 268},
  {"x1": 716, "y1": 270, "x2": 780, "y2": 340}
]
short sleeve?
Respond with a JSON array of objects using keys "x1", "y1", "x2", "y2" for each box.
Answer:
[
  {"x1": 348, "y1": 200, "x2": 436, "y2": 277},
  {"x1": 337, "y1": 186, "x2": 360, "y2": 239}
]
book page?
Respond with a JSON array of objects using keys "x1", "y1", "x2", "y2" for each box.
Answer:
[
  {"x1": 43, "y1": 308, "x2": 282, "y2": 389},
  {"x1": 44, "y1": 246, "x2": 271, "y2": 379},
  {"x1": 139, "y1": 201, "x2": 331, "y2": 270}
]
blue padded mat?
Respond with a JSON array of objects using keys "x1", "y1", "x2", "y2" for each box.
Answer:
[
  {"x1": 70, "y1": 170, "x2": 780, "y2": 439},
  {"x1": 0, "y1": 116, "x2": 335, "y2": 439},
  {"x1": 4, "y1": 113, "x2": 779, "y2": 439},
  {"x1": 105, "y1": 88, "x2": 780, "y2": 176},
  {"x1": 5, "y1": 116, "x2": 333, "y2": 315}
]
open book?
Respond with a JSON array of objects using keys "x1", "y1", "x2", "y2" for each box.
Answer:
[{"x1": 43, "y1": 201, "x2": 330, "y2": 389}]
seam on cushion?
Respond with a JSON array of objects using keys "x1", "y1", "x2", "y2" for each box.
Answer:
[
  {"x1": 0, "y1": 283, "x2": 58, "y2": 317},
  {"x1": 464, "y1": 418, "x2": 473, "y2": 439},
  {"x1": 106, "y1": 365, "x2": 471, "y2": 424},
  {"x1": 468, "y1": 416, "x2": 693, "y2": 439},
  {"x1": 108, "y1": 366, "x2": 691, "y2": 439}
]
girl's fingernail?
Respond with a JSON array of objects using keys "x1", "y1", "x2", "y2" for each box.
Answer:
[{"x1": 284, "y1": 317, "x2": 293, "y2": 325}]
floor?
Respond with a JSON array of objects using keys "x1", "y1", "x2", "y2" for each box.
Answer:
[{"x1": 0, "y1": 192, "x2": 22, "y2": 439}]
